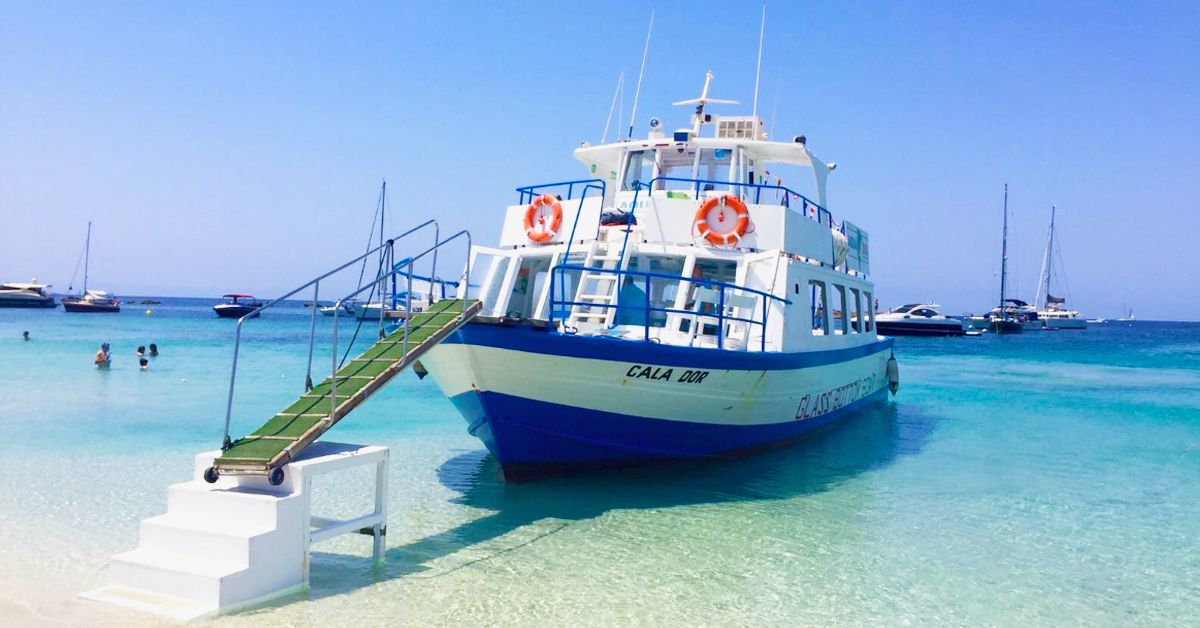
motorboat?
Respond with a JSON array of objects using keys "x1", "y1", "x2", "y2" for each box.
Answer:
[
  {"x1": 213, "y1": 294, "x2": 263, "y2": 319},
  {"x1": 875, "y1": 303, "x2": 966, "y2": 336},
  {"x1": 0, "y1": 280, "x2": 57, "y2": 308},
  {"x1": 418, "y1": 72, "x2": 899, "y2": 480},
  {"x1": 320, "y1": 300, "x2": 359, "y2": 317},
  {"x1": 1033, "y1": 206, "x2": 1086, "y2": 329},
  {"x1": 62, "y1": 222, "x2": 120, "y2": 313}
]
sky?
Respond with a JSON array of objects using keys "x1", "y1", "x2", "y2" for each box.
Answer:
[{"x1": 2, "y1": 1, "x2": 1198, "y2": 320}]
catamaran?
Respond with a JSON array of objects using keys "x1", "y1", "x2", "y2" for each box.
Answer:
[
  {"x1": 416, "y1": 74, "x2": 898, "y2": 479},
  {"x1": 1034, "y1": 205, "x2": 1086, "y2": 329}
]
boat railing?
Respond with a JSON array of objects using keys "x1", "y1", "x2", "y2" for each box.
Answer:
[
  {"x1": 636, "y1": 176, "x2": 833, "y2": 226},
  {"x1": 219, "y1": 220, "x2": 469, "y2": 450},
  {"x1": 516, "y1": 178, "x2": 607, "y2": 205},
  {"x1": 547, "y1": 264, "x2": 790, "y2": 352}
]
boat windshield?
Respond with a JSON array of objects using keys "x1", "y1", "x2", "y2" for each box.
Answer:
[
  {"x1": 891, "y1": 304, "x2": 920, "y2": 314},
  {"x1": 622, "y1": 147, "x2": 738, "y2": 191}
]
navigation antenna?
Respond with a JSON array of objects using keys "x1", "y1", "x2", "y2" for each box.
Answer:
[
  {"x1": 673, "y1": 72, "x2": 739, "y2": 136},
  {"x1": 601, "y1": 70, "x2": 624, "y2": 144},
  {"x1": 626, "y1": 9, "x2": 654, "y2": 140},
  {"x1": 752, "y1": 3, "x2": 767, "y2": 121}
]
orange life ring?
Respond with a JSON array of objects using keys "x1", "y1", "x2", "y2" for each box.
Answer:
[
  {"x1": 694, "y1": 195, "x2": 750, "y2": 246},
  {"x1": 524, "y1": 194, "x2": 563, "y2": 244}
]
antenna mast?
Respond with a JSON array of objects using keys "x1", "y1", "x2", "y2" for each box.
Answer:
[
  {"x1": 752, "y1": 4, "x2": 766, "y2": 122},
  {"x1": 601, "y1": 70, "x2": 624, "y2": 144},
  {"x1": 626, "y1": 9, "x2": 655, "y2": 140}
]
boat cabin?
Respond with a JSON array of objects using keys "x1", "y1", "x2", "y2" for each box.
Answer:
[{"x1": 463, "y1": 89, "x2": 877, "y2": 355}]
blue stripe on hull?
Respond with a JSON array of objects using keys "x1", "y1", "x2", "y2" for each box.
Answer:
[{"x1": 449, "y1": 388, "x2": 889, "y2": 481}]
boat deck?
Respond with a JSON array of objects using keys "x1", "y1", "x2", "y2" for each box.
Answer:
[{"x1": 214, "y1": 299, "x2": 480, "y2": 476}]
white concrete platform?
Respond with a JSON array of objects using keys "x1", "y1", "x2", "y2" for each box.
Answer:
[{"x1": 81, "y1": 441, "x2": 389, "y2": 621}]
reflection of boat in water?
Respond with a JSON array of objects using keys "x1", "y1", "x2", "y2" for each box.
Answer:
[
  {"x1": 213, "y1": 294, "x2": 263, "y2": 318},
  {"x1": 61, "y1": 222, "x2": 121, "y2": 313},
  {"x1": 875, "y1": 303, "x2": 966, "y2": 337},
  {"x1": 1033, "y1": 205, "x2": 1086, "y2": 329},
  {"x1": 0, "y1": 280, "x2": 56, "y2": 308},
  {"x1": 420, "y1": 73, "x2": 898, "y2": 480}
]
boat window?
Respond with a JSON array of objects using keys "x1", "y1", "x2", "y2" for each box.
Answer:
[
  {"x1": 809, "y1": 280, "x2": 829, "y2": 336},
  {"x1": 623, "y1": 150, "x2": 655, "y2": 191},
  {"x1": 864, "y1": 291, "x2": 875, "y2": 332},
  {"x1": 506, "y1": 256, "x2": 552, "y2": 319},
  {"x1": 911, "y1": 308, "x2": 936, "y2": 318},
  {"x1": 849, "y1": 287, "x2": 862, "y2": 333},
  {"x1": 475, "y1": 255, "x2": 510, "y2": 317},
  {"x1": 832, "y1": 284, "x2": 849, "y2": 335},
  {"x1": 698, "y1": 148, "x2": 734, "y2": 188},
  {"x1": 635, "y1": 255, "x2": 686, "y2": 327}
]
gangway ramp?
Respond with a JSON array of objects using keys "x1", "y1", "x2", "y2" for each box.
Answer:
[{"x1": 212, "y1": 298, "x2": 480, "y2": 480}]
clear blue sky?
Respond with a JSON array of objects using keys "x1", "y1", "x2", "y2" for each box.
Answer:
[{"x1": 2, "y1": 1, "x2": 1197, "y2": 319}]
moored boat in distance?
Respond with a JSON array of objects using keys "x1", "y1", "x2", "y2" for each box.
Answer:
[
  {"x1": 213, "y1": 294, "x2": 263, "y2": 318},
  {"x1": 875, "y1": 303, "x2": 966, "y2": 336},
  {"x1": 0, "y1": 280, "x2": 57, "y2": 308},
  {"x1": 419, "y1": 72, "x2": 898, "y2": 480},
  {"x1": 1033, "y1": 205, "x2": 1086, "y2": 329},
  {"x1": 988, "y1": 184, "x2": 1021, "y2": 334},
  {"x1": 62, "y1": 222, "x2": 121, "y2": 313}
]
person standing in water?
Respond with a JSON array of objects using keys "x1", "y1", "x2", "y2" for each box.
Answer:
[
  {"x1": 148, "y1": 343, "x2": 158, "y2": 357},
  {"x1": 136, "y1": 345, "x2": 146, "y2": 357},
  {"x1": 94, "y1": 341, "x2": 111, "y2": 368},
  {"x1": 139, "y1": 357, "x2": 149, "y2": 370},
  {"x1": 22, "y1": 331, "x2": 30, "y2": 341}
]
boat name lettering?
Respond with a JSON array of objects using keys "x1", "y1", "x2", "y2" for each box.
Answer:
[
  {"x1": 625, "y1": 365, "x2": 710, "y2": 384},
  {"x1": 794, "y1": 375, "x2": 877, "y2": 421}
]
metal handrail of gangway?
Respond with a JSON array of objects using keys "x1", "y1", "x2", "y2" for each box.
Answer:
[
  {"x1": 220, "y1": 220, "x2": 441, "y2": 450},
  {"x1": 325, "y1": 230, "x2": 472, "y2": 421}
]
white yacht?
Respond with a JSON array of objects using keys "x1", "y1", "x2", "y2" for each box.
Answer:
[
  {"x1": 0, "y1": 280, "x2": 57, "y2": 308},
  {"x1": 875, "y1": 303, "x2": 966, "y2": 336}
]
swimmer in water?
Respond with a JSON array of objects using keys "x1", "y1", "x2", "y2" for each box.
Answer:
[
  {"x1": 148, "y1": 343, "x2": 158, "y2": 357},
  {"x1": 94, "y1": 341, "x2": 111, "y2": 368},
  {"x1": 22, "y1": 331, "x2": 30, "y2": 341},
  {"x1": 139, "y1": 357, "x2": 149, "y2": 370}
]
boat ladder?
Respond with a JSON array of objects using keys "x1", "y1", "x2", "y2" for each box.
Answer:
[{"x1": 209, "y1": 223, "x2": 478, "y2": 484}]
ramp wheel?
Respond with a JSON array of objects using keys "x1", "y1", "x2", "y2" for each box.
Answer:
[
  {"x1": 268, "y1": 467, "x2": 285, "y2": 486},
  {"x1": 203, "y1": 467, "x2": 219, "y2": 484}
]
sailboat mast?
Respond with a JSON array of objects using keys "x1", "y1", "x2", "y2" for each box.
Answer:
[
  {"x1": 1042, "y1": 205, "x2": 1055, "y2": 310},
  {"x1": 83, "y1": 221, "x2": 91, "y2": 294},
  {"x1": 999, "y1": 184, "x2": 1009, "y2": 321}
]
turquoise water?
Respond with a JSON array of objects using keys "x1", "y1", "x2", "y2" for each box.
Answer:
[{"x1": 1, "y1": 301, "x2": 1197, "y2": 626}]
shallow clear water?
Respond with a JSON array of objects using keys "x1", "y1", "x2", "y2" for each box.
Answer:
[{"x1": 1, "y1": 301, "x2": 1197, "y2": 626}]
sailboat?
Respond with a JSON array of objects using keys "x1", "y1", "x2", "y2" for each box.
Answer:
[
  {"x1": 62, "y1": 222, "x2": 121, "y2": 313},
  {"x1": 1034, "y1": 206, "x2": 1086, "y2": 329},
  {"x1": 988, "y1": 184, "x2": 1022, "y2": 334}
]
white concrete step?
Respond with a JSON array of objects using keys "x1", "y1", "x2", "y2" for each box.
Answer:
[
  {"x1": 166, "y1": 482, "x2": 294, "y2": 528},
  {"x1": 79, "y1": 585, "x2": 214, "y2": 622},
  {"x1": 138, "y1": 513, "x2": 273, "y2": 564},
  {"x1": 109, "y1": 547, "x2": 243, "y2": 607}
]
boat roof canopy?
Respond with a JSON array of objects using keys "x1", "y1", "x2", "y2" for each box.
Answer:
[{"x1": 223, "y1": 293, "x2": 256, "y2": 299}]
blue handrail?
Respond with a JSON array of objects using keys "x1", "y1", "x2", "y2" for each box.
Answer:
[
  {"x1": 517, "y1": 178, "x2": 607, "y2": 205},
  {"x1": 548, "y1": 264, "x2": 790, "y2": 352},
  {"x1": 561, "y1": 182, "x2": 606, "y2": 262},
  {"x1": 639, "y1": 176, "x2": 832, "y2": 226}
]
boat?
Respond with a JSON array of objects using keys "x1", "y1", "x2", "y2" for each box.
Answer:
[
  {"x1": 419, "y1": 72, "x2": 898, "y2": 480},
  {"x1": 1117, "y1": 305, "x2": 1136, "y2": 322},
  {"x1": 61, "y1": 222, "x2": 121, "y2": 313},
  {"x1": 875, "y1": 303, "x2": 966, "y2": 336},
  {"x1": 987, "y1": 185, "x2": 1022, "y2": 334},
  {"x1": 0, "y1": 280, "x2": 57, "y2": 308},
  {"x1": 319, "y1": 300, "x2": 359, "y2": 317},
  {"x1": 1033, "y1": 206, "x2": 1086, "y2": 329},
  {"x1": 213, "y1": 294, "x2": 263, "y2": 318}
]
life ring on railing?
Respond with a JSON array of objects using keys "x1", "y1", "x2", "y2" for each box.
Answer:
[
  {"x1": 524, "y1": 194, "x2": 563, "y2": 244},
  {"x1": 694, "y1": 195, "x2": 750, "y2": 246}
]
